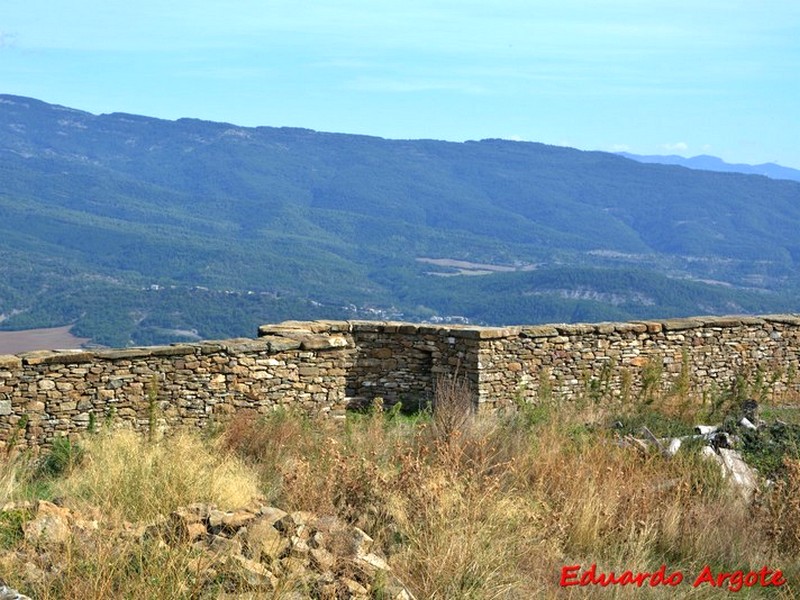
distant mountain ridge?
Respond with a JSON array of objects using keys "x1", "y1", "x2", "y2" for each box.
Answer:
[
  {"x1": 617, "y1": 152, "x2": 800, "y2": 183},
  {"x1": 1, "y1": 94, "x2": 800, "y2": 346}
]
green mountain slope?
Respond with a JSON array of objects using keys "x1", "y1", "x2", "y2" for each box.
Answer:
[{"x1": 1, "y1": 94, "x2": 799, "y2": 346}]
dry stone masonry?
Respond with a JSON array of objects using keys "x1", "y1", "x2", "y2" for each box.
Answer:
[
  {"x1": 2, "y1": 498, "x2": 415, "y2": 599},
  {"x1": 1, "y1": 315, "x2": 800, "y2": 450}
]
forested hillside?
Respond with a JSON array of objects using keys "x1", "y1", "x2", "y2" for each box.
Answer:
[{"x1": 2, "y1": 95, "x2": 799, "y2": 346}]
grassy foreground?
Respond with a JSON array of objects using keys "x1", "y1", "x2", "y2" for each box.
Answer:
[{"x1": 2, "y1": 379, "x2": 800, "y2": 598}]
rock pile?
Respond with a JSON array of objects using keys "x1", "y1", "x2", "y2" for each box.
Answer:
[
  {"x1": 1, "y1": 499, "x2": 415, "y2": 599},
  {"x1": 617, "y1": 400, "x2": 772, "y2": 501}
]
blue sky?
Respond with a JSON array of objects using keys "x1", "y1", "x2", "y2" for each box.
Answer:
[{"x1": 2, "y1": 0, "x2": 799, "y2": 168}]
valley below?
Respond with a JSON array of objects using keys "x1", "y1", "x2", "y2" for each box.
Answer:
[
  {"x1": 0, "y1": 325, "x2": 89, "y2": 354},
  {"x1": 1, "y1": 94, "x2": 800, "y2": 347}
]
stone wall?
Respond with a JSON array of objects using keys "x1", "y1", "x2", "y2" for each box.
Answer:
[
  {"x1": 475, "y1": 315, "x2": 800, "y2": 412},
  {"x1": 2, "y1": 314, "x2": 800, "y2": 450},
  {"x1": 0, "y1": 329, "x2": 356, "y2": 450}
]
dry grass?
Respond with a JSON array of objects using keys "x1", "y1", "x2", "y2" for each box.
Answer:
[
  {"x1": 221, "y1": 386, "x2": 800, "y2": 599},
  {"x1": 7, "y1": 533, "x2": 203, "y2": 599},
  {"x1": 0, "y1": 447, "x2": 37, "y2": 506},
  {"x1": 0, "y1": 456, "x2": 22, "y2": 507},
  {"x1": 3, "y1": 381, "x2": 800, "y2": 598},
  {"x1": 55, "y1": 428, "x2": 261, "y2": 521}
]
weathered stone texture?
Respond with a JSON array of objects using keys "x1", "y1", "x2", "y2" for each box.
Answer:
[
  {"x1": 2, "y1": 315, "x2": 800, "y2": 449},
  {"x1": 0, "y1": 324, "x2": 356, "y2": 449}
]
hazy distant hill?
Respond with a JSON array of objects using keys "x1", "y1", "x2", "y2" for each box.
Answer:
[
  {"x1": 618, "y1": 152, "x2": 800, "y2": 183},
  {"x1": 2, "y1": 94, "x2": 800, "y2": 346}
]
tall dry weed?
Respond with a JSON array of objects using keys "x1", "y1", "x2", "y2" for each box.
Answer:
[
  {"x1": 218, "y1": 391, "x2": 800, "y2": 597},
  {"x1": 0, "y1": 456, "x2": 22, "y2": 506},
  {"x1": 764, "y1": 457, "x2": 800, "y2": 553},
  {"x1": 56, "y1": 428, "x2": 261, "y2": 520},
  {"x1": 13, "y1": 534, "x2": 203, "y2": 600}
]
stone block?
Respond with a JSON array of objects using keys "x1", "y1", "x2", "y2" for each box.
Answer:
[
  {"x1": 555, "y1": 323, "x2": 595, "y2": 335},
  {"x1": 614, "y1": 322, "x2": 649, "y2": 334},
  {"x1": 593, "y1": 323, "x2": 617, "y2": 334},
  {"x1": 661, "y1": 318, "x2": 703, "y2": 331},
  {"x1": 520, "y1": 325, "x2": 559, "y2": 338},
  {"x1": 348, "y1": 321, "x2": 386, "y2": 333},
  {"x1": 95, "y1": 348, "x2": 153, "y2": 360},
  {"x1": 298, "y1": 335, "x2": 350, "y2": 350},
  {"x1": 763, "y1": 314, "x2": 800, "y2": 326},
  {"x1": 222, "y1": 339, "x2": 271, "y2": 353},
  {"x1": 0, "y1": 355, "x2": 22, "y2": 369},
  {"x1": 635, "y1": 321, "x2": 663, "y2": 333},
  {"x1": 261, "y1": 336, "x2": 302, "y2": 352},
  {"x1": 197, "y1": 341, "x2": 225, "y2": 354},
  {"x1": 448, "y1": 326, "x2": 516, "y2": 339},
  {"x1": 153, "y1": 344, "x2": 197, "y2": 356},
  {"x1": 22, "y1": 350, "x2": 94, "y2": 365}
]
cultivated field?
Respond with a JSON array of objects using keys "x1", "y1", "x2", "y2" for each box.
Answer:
[{"x1": 0, "y1": 326, "x2": 90, "y2": 354}]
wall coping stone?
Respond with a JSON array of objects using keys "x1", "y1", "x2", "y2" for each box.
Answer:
[
  {"x1": 262, "y1": 320, "x2": 351, "y2": 334},
  {"x1": 692, "y1": 316, "x2": 771, "y2": 328},
  {"x1": 266, "y1": 337, "x2": 303, "y2": 352},
  {"x1": 160, "y1": 343, "x2": 199, "y2": 355},
  {"x1": 197, "y1": 341, "x2": 225, "y2": 354},
  {"x1": 220, "y1": 339, "x2": 273, "y2": 353},
  {"x1": 556, "y1": 323, "x2": 596, "y2": 335},
  {"x1": 762, "y1": 314, "x2": 800, "y2": 325},
  {"x1": 343, "y1": 321, "x2": 388, "y2": 333},
  {"x1": 660, "y1": 318, "x2": 705, "y2": 331},
  {"x1": 633, "y1": 321, "x2": 663, "y2": 333},
  {"x1": 520, "y1": 325, "x2": 559, "y2": 338},
  {"x1": 694, "y1": 316, "x2": 749, "y2": 328},
  {"x1": 0, "y1": 355, "x2": 22, "y2": 369},
  {"x1": 20, "y1": 350, "x2": 95, "y2": 365},
  {"x1": 4, "y1": 313, "x2": 800, "y2": 366},
  {"x1": 4, "y1": 313, "x2": 800, "y2": 451},
  {"x1": 614, "y1": 323, "x2": 649, "y2": 334},
  {"x1": 297, "y1": 335, "x2": 351, "y2": 351},
  {"x1": 94, "y1": 348, "x2": 154, "y2": 360},
  {"x1": 452, "y1": 326, "x2": 520, "y2": 339}
]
